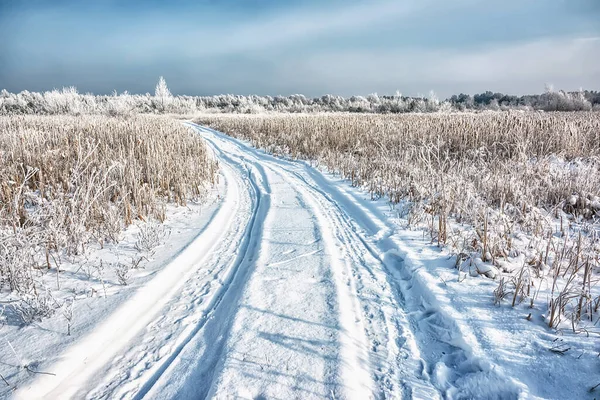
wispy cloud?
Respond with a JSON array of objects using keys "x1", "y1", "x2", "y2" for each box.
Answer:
[
  {"x1": 1, "y1": 0, "x2": 599, "y2": 95},
  {"x1": 271, "y1": 36, "x2": 600, "y2": 96},
  {"x1": 200, "y1": 0, "x2": 429, "y2": 54},
  {"x1": 95, "y1": 0, "x2": 447, "y2": 59}
]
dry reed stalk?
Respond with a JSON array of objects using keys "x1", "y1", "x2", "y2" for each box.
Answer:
[{"x1": 0, "y1": 115, "x2": 217, "y2": 297}]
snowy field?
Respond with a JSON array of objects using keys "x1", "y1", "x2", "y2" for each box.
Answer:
[{"x1": 1, "y1": 117, "x2": 599, "y2": 399}]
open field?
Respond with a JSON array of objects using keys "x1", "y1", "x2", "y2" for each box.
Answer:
[
  {"x1": 197, "y1": 112, "x2": 600, "y2": 216},
  {"x1": 198, "y1": 112, "x2": 600, "y2": 331},
  {"x1": 2, "y1": 112, "x2": 600, "y2": 399}
]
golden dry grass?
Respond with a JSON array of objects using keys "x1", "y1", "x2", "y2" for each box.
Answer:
[
  {"x1": 0, "y1": 115, "x2": 217, "y2": 293},
  {"x1": 197, "y1": 112, "x2": 600, "y2": 219}
]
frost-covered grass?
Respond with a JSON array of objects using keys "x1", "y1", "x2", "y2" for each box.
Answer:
[
  {"x1": 197, "y1": 112, "x2": 600, "y2": 333},
  {"x1": 0, "y1": 115, "x2": 218, "y2": 310}
]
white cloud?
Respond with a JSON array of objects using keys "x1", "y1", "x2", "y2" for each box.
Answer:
[
  {"x1": 4, "y1": 0, "x2": 598, "y2": 95},
  {"x1": 210, "y1": 0, "x2": 423, "y2": 53},
  {"x1": 104, "y1": 0, "x2": 473, "y2": 59},
  {"x1": 273, "y1": 36, "x2": 600, "y2": 96}
]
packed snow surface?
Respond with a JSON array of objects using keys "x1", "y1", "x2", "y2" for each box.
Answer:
[{"x1": 9, "y1": 124, "x2": 597, "y2": 399}]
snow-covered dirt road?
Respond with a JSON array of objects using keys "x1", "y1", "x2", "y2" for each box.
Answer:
[{"x1": 16, "y1": 124, "x2": 526, "y2": 400}]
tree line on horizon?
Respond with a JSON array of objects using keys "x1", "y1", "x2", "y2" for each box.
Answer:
[{"x1": 1, "y1": 78, "x2": 598, "y2": 115}]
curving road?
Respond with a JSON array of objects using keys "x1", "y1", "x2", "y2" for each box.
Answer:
[{"x1": 17, "y1": 123, "x2": 514, "y2": 400}]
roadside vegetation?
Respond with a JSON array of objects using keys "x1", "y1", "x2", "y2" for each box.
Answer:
[
  {"x1": 0, "y1": 115, "x2": 217, "y2": 317},
  {"x1": 1, "y1": 75, "x2": 598, "y2": 335},
  {"x1": 197, "y1": 112, "x2": 600, "y2": 332}
]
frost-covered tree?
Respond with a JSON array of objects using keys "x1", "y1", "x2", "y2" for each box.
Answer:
[
  {"x1": 540, "y1": 84, "x2": 592, "y2": 111},
  {"x1": 155, "y1": 76, "x2": 172, "y2": 112},
  {"x1": 1, "y1": 83, "x2": 598, "y2": 115}
]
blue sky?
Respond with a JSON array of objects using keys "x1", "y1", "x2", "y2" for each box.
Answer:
[{"x1": 1, "y1": 0, "x2": 599, "y2": 97}]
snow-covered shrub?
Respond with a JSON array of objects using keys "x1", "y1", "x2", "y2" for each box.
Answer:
[
  {"x1": 14, "y1": 292, "x2": 58, "y2": 325},
  {"x1": 105, "y1": 91, "x2": 135, "y2": 116},
  {"x1": 135, "y1": 220, "x2": 169, "y2": 254},
  {"x1": 114, "y1": 262, "x2": 131, "y2": 286}
]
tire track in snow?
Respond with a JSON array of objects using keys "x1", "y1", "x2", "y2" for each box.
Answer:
[
  {"x1": 134, "y1": 138, "x2": 273, "y2": 399},
  {"x1": 195, "y1": 128, "x2": 374, "y2": 399},
  {"x1": 84, "y1": 160, "x2": 255, "y2": 399},
  {"x1": 195, "y1": 125, "x2": 436, "y2": 399},
  {"x1": 293, "y1": 166, "x2": 519, "y2": 398},
  {"x1": 197, "y1": 124, "x2": 521, "y2": 399},
  {"x1": 277, "y1": 166, "x2": 443, "y2": 399},
  {"x1": 14, "y1": 159, "x2": 250, "y2": 400},
  {"x1": 80, "y1": 138, "x2": 272, "y2": 400},
  {"x1": 290, "y1": 178, "x2": 439, "y2": 400}
]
